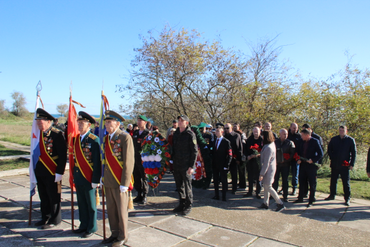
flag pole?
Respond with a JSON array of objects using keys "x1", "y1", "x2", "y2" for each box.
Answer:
[
  {"x1": 29, "y1": 81, "x2": 42, "y2": 225},
  {"x1": 69, "y1": 84, "x2": 75, "y2": 231},
  {"x1": 102, "y1": 185, "x2": 106, "y2": 240}
]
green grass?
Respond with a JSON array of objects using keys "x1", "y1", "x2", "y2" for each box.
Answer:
[
  {"x1": 316, "y1": 177, "x2": 370, "y2": 200},
  {"x1": 0, "y1": 145, "x2": 29, "y2": 156},
  {"x1": 0, "y1": 158, "x2": 30, "y2": 171}
]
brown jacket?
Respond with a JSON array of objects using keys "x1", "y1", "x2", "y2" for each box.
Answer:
[{"x1": 103, "y1": 129, "x2": 135, "y2": 188}]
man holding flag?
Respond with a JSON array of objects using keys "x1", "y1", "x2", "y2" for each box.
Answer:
[
  {"x1": 72, "y1": 111, "x2": 101, "y2": 238},
  {"x1": 34, "y1": 108, "x2": 67, "y2": 229},
  {"x1": 101, "y1": 110, "x2": 134, "y2": 246}
]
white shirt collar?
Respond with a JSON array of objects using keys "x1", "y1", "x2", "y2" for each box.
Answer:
[
  {"x1": 80, "y1": 131, "x2": 89, "y2": 141},
  {"x1": 109, "y1": 128, "x2": 119, "y2": 140}
]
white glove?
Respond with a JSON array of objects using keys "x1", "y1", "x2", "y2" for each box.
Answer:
[
  {"x1": 54, "y1": 173, "x2": 63, "y2": 183},
  {"x1": 169, "y1": 160, "x2": 173, "y2": 164},
  {"x1": 91, "y1": 183, "x2": 99, "y2": 189},
  {"x1": 120, "y1": 185, "x2": 128, "y2": 193},
  {"x1": 100, "y1": 177, "x2": 103, "y2": 186}
]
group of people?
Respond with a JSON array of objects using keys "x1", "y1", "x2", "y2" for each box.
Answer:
[{"x1": 32, "y1": 107, "x2": 361, "y2": 246}]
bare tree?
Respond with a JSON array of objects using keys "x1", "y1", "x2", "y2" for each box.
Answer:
[{"x1": 56, "y1": 104, "x2": 68, "y2": 116}]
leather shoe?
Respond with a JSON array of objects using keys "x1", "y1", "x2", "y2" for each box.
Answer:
[
  {"x1": 112, "y1": 239, "x2": 127, "y2": 247},
  {"x1": 212, "y1": 195, "x2": 220, "y2": 200},
  {"x1": 291, "y1": 188, "x2": 296, "y2": 195},
  {"x1": 231, "y1": 190, "x2": 236, "y2": 195},
  {"x1": 133, "y1": 196, "x2": 142, "y2": 203},
  {"x1": 256, "y1": 195, "x2": 261, "y2": 199},
  {"x1": 35, "y1": 220, "x2": 46, "y2": 227},
  {"x1": 73, "y1": 228, "x2": 87, "y2": 234},
  {"x1": 293, "y1": 199, "x2": 304, "y2": 203},
  {"x1": 325, "y1": 196, "x2": 335, "y2": 201},
  {"x1": 307, "y1": 202, "x2": 313, "y2": 207},
  {"x1": 345, "y1": 200, "x2": 350, "y2": 206},
  {"x1": 82, "y1": 232, "x2": 94, "y2": 238},
  {"x1": 283, "y1": 198, "x2": 288, "y2": 202},
  {"x1": 101, "y1": 235, "x2": 117, "y2": 244},
  {"x1": 243, "y1": 192, "x2": 253, "y2": 197},
  {"x1": 41, "y1": 224, "x2": 56, "y2": 229},
  {"x1": 222, "y1": 198, "x2": 226, "y2": 202},
  {"x1": 139, "y1": 197, "x2": 147, "y2": 205}
]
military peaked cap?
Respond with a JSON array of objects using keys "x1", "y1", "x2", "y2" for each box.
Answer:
[
  {"x1": 215, "y1": 123, "x2": 224, "y2": 128},
  {"x1": 138, "y1": 115, "x2": 148, "y2": 121},
  {"x1": 104, "y1": 110, "x2": 125, "y2": 122},
  {"x1": 35, "y1": 108, "x2": 55, "y2": 121},
  {"x1": 78, "y1": 111, "x2": 96, "y2": 124}
]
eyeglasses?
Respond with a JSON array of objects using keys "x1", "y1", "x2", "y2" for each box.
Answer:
[{"x1": 224, "y1": 127, "x2": 230, "y2": 129}]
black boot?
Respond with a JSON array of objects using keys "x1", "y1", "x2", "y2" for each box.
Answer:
[
  {"x1": 133, "y1": 195, "x2": 142, "y2": 203},
  {"x1": 173, "y1": 199, "x2": 185, "y2": 213}
]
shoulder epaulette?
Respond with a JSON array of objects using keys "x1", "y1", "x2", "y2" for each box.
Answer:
[
  {"x1": 51, "y1": 127, "x2": 61, "y2": 133},
  {"x1": 88, "y1": 133, "x2": 98, "y2": 140}
]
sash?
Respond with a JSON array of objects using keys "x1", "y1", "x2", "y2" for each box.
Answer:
[
  {"x1": 104, "y1": 136, "x2": 133, "y2": 190},
  {"x1": 74, "y1": 134, "x2": 93, "y2": 183},
  {"x1": 39, "y1": 131, "x2": 58, "y2": 175}
]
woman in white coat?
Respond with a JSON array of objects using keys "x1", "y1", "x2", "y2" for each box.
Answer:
[{"x1": 259, "y1": 130, "x2": 285, "y2": 212}]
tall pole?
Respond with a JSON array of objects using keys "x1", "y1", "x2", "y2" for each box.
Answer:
[{"x1": 102, "y1": 185, "x2": 106, "y2": 240}]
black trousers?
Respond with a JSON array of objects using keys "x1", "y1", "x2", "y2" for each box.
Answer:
[
  {"x1": 213, "y1": 167, "x2": 228, "y2": 199},
  {"x1": 329, "y1": 167, "x2": 351, "y2": 200},
  {"x1": 237, "y1": 163, "x2": 247, "y2": 188},
  {"x1": 133, "y1": 160, "x2": 148, "y2": 197},
  {"x1": 173, "y1": 170, "x2": 193, "y2": 206},
  {"x1": 229, "y1": 159, "x2": 238, "y2": 192},
  {"x1": 273, "y1": 165, "x2": 289, "y2": 199},
  {"x1": 246, "y1": 161, "x2": 261, "y2": 194},
  {"x1": 298, "y1": 163, "x2": 317, "y2": 203},
  {"x1": 36, "y1": 175, "x2": 61, "y2": 225}
]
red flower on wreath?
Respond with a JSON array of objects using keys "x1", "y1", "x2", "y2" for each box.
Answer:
[{"x1": 165, "y1": 152, "x2": 171, "y2": 158}]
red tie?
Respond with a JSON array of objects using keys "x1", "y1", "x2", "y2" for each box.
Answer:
[{"x1": 215, "y1": 138, "x2": 219, "y2": 150}]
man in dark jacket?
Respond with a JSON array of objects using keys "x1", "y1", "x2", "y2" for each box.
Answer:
[
  {"x1": 233, "y1": 122, "x2": 247, "y2": 189},
  {"x1": 132, "y1": 115, "x2": 150, "y2": 204},
  {"x1": 172, "y1": 115, "x2": 198, "y2": 215},
  {"x1": 244, "y1": 127, "x2": 263, "y2": 198},
  {"x1": 293, "y1": 129, "x2": 323, "y2": 207},
  {"x1": 288, "y1": 122, "x2": 301, "y2": 195},
  {"x1": 212, "y1": 126, "x2": 232, "y2": 201},
  {"x1": 273, "y1": 129, "x2": 295, "y2": 202},
  {"x1": 224, "y1": 123, "x2": 243, "y2": 194},
  {"x1": 325, "y1": 126, "x2": 356, "y2": 206}
]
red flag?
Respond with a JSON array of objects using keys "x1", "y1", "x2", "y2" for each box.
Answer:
[{"x1": 67, "y1": 95, "x2": 79, "y2": 190}]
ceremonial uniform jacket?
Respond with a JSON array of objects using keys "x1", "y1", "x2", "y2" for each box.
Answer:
[
  {"x1": 103, "y1": 129, "x2": 135, "y2": 188},
  {"x1": 133, "y1": 129, "x2": 149, "y2": 163},
  {"x1": 328, "y1": 135, "x2": 356, "y2": 168},
  {"x1": 73, "y1": 131, "x2": 101, "y2": 186},
  {"x1": 35, "y1": 127, "x2": 67, "y2": 177}
]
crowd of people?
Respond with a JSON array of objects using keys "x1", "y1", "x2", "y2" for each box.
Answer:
[{"x1": 31, "y1": 108, "x2": 365, "y2": 246}]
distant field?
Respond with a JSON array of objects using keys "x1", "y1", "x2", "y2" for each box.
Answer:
[{"x1": 0, "y1": 116, "x2": 33, "y2": 146}]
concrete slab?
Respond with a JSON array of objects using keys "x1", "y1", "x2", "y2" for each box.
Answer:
[
  {"x1": 127, "y1": 226, "x2": 183, "y2": 247},
  {"x1": 1, "y1": 175, "x2": 31, "y2": 186},
  {"x1": 248, "y1": 237, "x2": 296, "y2": 247},
  {"x1": 0, "y1": 224, "x2": 35, "y2": 246},
  {"x1": 0, "y1": 186, "x2": 29, "y2": 199},
  {"x1": 34, "y1": 228, "x2": 102, "y2": 246},
  {"x1": 190, "y1": 226, "x2": 257, "y2": 247},
  {"x1": 338, "y1": 205, "x2": 370, "y2": 232},
  {"x1": 151, "y1": 216, "x2": 212, "y2": 238},
  {"x1": 129, "y1": 209, "x2": 173, "y2": 226},
  {"x1": 174, "y1": 239, "x2": 212, "y2": 246}
]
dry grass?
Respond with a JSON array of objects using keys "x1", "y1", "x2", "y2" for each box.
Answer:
[{"x1": 0, "y1": 118, "x2": 33, "y2": 146}]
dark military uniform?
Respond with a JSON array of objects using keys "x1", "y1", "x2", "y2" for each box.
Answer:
[
  {"x1": 34, "y1": 109, "x2": 67, "y2": 227},
  {"x1": 73, "y1": 112, "x2": 101, "y2": 235},
  {"x1": 132, "y1": 128, "x2": 149, "y2": 202}
]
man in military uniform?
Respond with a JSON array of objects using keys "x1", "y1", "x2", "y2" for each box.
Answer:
[
  {"x1": 132, "y1": 115, "x2": 150, "y2": 204},
  {"x1": 72, "y1": 111, "x2": 101, "y2": 238},
  {"x1": 34, "y1": 108, "x2": 67, "y2": 229},
  {"x1": 101, "y1": 110, "x2": 134, "y2": 246}
]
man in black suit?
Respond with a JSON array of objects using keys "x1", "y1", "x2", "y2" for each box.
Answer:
[
  {"x1": 293, "y1": 129, "x2": 323, "y2": 207},
  {"x1": 212, "y1": 126, "x2": 232, "y2": 201},
  {"x1": 224, "y1": 123, "x2": 243, "y2": 194}
]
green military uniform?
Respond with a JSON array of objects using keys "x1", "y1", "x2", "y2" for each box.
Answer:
[{"x1": 73, "y1": 112, "x2": 101, "y2": 236}]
